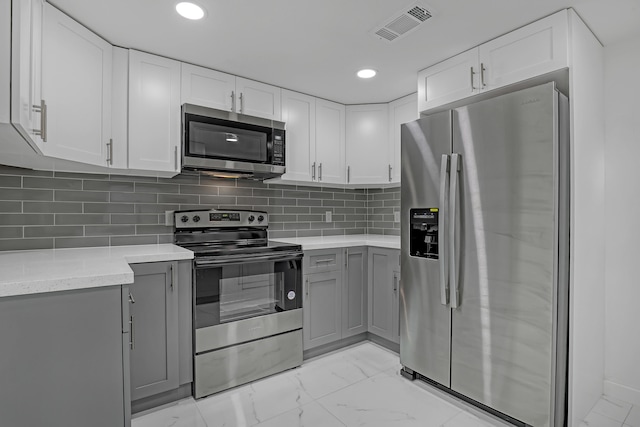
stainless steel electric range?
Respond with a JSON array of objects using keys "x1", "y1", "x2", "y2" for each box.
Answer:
[{"x1": 174, "y1": 209, "x2": 303, "y2": 399}]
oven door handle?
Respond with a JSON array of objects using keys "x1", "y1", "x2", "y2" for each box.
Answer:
[{"x1": 194, "y1": 250, "x2": 304, "y2": 267}]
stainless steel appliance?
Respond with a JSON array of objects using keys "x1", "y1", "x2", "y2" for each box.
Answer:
[
  {"x1": 400, "y1": 82, "x2": 569, "y2": 427},
  {"x1": 182, "y1": 104, "x2": 286, "y2": 180},
  {"x1": 174, "y1": 209, "x2": 303, "y2": 398}
]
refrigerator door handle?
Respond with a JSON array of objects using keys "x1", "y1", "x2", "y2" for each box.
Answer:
[
  {"x1": 439, "y1": 154, "x2": 450, "y2": 306},
  {"x1": 449, "y1": 153, "x2": 461, "y2": 308}
]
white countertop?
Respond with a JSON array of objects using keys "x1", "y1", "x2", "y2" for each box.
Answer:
[
  {"x1": 0, "y1": 244, "x2": 193, "y2": 299},
  {"x1": 271, "y1": 234, "x2": 400, "y2": 251}
]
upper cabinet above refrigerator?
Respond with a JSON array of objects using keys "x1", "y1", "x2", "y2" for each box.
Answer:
[{"x1": 418, "y1": 10, "x2": 569, "y2": 113}]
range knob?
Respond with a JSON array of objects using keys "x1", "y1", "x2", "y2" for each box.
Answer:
[
  {"x1": 193, "y1": 215, "x2": 200, "y2": 223},
  {"x1": 180, "y1": 215, "x2": 189, "y2": 223},
  {"x1": 248, "y1": 215, "x2": 255, "y2": 222},
  {"x1": 257, "y1": 215, "x2": 264, "y2": 222}
]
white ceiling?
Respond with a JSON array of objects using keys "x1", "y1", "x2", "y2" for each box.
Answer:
[{"x1": 49, "y1": 0, "x2": 640, "y2": 104}]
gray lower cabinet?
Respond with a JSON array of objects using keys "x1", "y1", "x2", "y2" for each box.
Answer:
[
  {"x1": 0, "y1": 286, "x2": 129, "y2": 427},
  {"x1": 342, "y1": 247, "x2": 368, "y2": 338},
  {"x1": 129, "y1": 261, "x2": 192, "y2": 403},
  {"x1": 368, "y1": 248, "x2": 401, "y2": 344},
  {"x1": 303, "y1": 270, "x2": 342, "y2": 350}
]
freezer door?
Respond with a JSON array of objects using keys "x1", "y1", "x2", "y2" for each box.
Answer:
[
  {"x1": 450, "y1": 83, "x2": 560, "y2": 426},
  {"x1": 400, "y1": 111, "x2": 452, "y2": 387}
]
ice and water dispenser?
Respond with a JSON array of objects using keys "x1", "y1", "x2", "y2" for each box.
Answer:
[{"x1": 409, "y1": 208, "x2": 439, "y2": 259}]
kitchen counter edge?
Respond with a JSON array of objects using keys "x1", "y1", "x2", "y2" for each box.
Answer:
[{"x1": 270, "y1": 234, "x2": 400, "y2": 251}]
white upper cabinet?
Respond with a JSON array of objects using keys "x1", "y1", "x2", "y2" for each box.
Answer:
[
  {"x1": 42, "y1": 3, "x2": 112, "y2": 166},
  {"x1": 181, "y1": 64, "x2": 281, "y2": 121},
  {"x1": 181, "y1": 63, "x2": 235, "y2": 111},
  {"x1": 109, "y1": 46, "x2": 129, "y2": 169},
  {"x1": 388, "y1": 93, "x2": 418, "y2": 184},
  {"x1": 418, "y1": 49, "x2": 479, "y2": 113},
  {"x1": 9, "y1": 0, "x2": 45, "y2": 152},
  {"x1": 235, "y1": 77, "x2": 281, "y2": 121},
  {"x1": 128, "y1": 50, "x2": 181, "y2": 173},
  {"x1": 346, "y1": 104, "x2": 389, "y2": 186},
  {"x1": 478, "y1": 11, "x2": 568, "y2": 91},
  {"x1": 281, "y1": 89, "x2": 316, "y2": 182},
  {"x1": 315, "y1": 98, "x2": 345, "y2": 185},
  {"x1": 418, "y1": 10, "x2": 569, "y2": 113}
]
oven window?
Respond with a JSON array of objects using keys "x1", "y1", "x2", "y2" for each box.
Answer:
[
  {"x1": 188, "y1": 121, "x2": 267, "y2": 163},
  {"x1": 195, "y1": 258, "x2": 300, "y2": 329}
]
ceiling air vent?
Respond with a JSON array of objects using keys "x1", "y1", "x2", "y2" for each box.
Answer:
[{"x1": 370, "y1": 3, "x2": 433, "y2": 43}]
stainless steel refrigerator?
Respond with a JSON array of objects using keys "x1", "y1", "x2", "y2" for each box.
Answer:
[{"x1": 399, "y1": 82, "x2": 569, "y2": 427}]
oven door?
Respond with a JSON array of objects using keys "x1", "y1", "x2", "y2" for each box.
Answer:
[{"x1": 193, "y1": 250, "x2": 303, "y2": 353}]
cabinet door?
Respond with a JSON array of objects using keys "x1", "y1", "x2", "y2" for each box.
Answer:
[
  {"x1": 388, "y1": 93, "x2": 418, "y2": 183},
  {"x1": 235, "y1": 77, "x2": 281, "y2": 121},
  {"x1": 181, "y1": 63, "x2": 235, "y2": 111},
  {"x1": 109, "y1": 46, "x2": 128, "y2": 169},
  {"x1": 10, "y1": 0, "x2": 45, "y2": 151},
  {"x1": 479, "y1": 10, "x2": 568, "y2": 91},
  {"x1": 346, "y1": 104, "x2": 389, "y2": 185},
  {"x1": 417, "y1": 48, "x2": 479, "y2": 113},
  {"x1": 343, "y1": 247, "x2": 367, "y2": 338},
  {"x1": 129, "y1": 262, "x2": 179, "y2": 401},
  {"x1": 316, "y1": 98, "x2": 346, "y2": 185},
  {"x1": 368, "y1": 248, "x2": 395, "y2": 342},
  {"x1": 303, "y1": 271, "x2": 342, "y2": 350},
  {"x1": 280, "y1": 89, "x2": 316, "y2": 182},
  {"x1": 128, "y1": 50, "x2": 181, "y2": 172},
  {"x1": 42, "y1": 3, "x2": 112, "y2": 166}
]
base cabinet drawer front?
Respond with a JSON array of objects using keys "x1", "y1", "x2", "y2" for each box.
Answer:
[
  {"x1": 303, "y1": 271, "x2": 343, "y2": 350},
  {"x1": 343, "y1": 247, "x2": 368, "y2": 338},
  {"x1": 304, "y1": 248, "x2": 343, "y2": 274},
  {"x1": 0, "y1": 286, "x2": 127, "y2": 427},
  {"x1": 129, "y1": 262, "x2": 179, "y2": 401}
]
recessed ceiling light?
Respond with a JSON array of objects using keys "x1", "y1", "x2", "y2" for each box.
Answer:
[
  {"x1": 357, "y1": 69, "x2": 377, "y2": 79},
  {"x1": 176, "y1": 2, "x2": 205, "y2": 20}
]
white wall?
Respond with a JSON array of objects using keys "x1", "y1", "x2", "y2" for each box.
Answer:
[{"x1": 604, "y1": 33, "x2": 640, "y2": 406}]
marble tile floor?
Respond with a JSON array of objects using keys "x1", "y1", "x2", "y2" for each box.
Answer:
[{"x1": 132, "y1": 341, "x2": 640, "y2": 427}]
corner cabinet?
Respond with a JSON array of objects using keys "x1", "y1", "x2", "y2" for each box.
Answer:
[
  {"x1": 42, "y1": 2, "x2": 112, "y2": 166},
  {"x1": 0, "y1": 286, "x2": 130, "y2": 427},
  {"x1": 128, "y1": 261, "x2": 192, "y2": 407},
  {"x1": 346, "y1": 104, "x2": 390, "y2": 185},
  {"x1": 418, "y1": 10, "x2": 569, "y2": 112},
  {"x1": 343, "y1": 247, "x2": 368, "y2": 337},
  {"x1": 368, "y1": 247, "x2": 400, "y2": 344},
  {"x1": 128, "y1": 50, "x2": 181, "y2": 173}
]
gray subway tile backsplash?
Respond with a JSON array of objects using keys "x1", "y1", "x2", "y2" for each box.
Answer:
[{"x1": 0, "y1": 165, "x2": 400, "y2": 251}]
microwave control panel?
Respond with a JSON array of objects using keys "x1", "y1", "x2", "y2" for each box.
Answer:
[{"x1": 272, "y1": 131, "x2": 285, "y2": 165}]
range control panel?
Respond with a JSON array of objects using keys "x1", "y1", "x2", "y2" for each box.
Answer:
[
  {"x1": 409, "y1": 208, "x2": 439, "y2": 259},
  {"x1": 174, "y1": 209, "x2": 268, "y2": 229}
]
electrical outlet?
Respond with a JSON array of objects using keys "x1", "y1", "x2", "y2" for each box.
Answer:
[
  {"x1": 325, "y1": 211, "x2": 332, "y2": 223},
  {"x1": 394, "y1": 211, "x2": 400, "y2": 223},
  {"x1": 165, "y1": 210, "x2": 175, "y2": 226}
]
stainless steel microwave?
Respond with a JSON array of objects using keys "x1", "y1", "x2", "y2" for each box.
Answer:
[{"x1": 181, "y1": 104, "x2": 286, "y2": 180}]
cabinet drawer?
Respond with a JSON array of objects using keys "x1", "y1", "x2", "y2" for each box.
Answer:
[{"x1": 304, "y1": 249, "x2": 343, "y2": 273}]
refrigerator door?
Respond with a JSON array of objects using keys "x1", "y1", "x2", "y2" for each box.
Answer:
[
  {"x1": 400, "y1": 111, "x2": 452, "y2": 387},
  {"x1": 450, "y1": 83, "x2": 559, "y2": 426}
]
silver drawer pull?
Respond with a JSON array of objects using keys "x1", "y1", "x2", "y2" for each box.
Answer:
[{"x1": 314, "y1": 258, "x2": 334, "y2": 263}]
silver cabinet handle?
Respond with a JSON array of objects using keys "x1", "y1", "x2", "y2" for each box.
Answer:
[
  {"x1": 129, "y1": 315, "x2": 135, "y2": 350},
  {"x1": 318, "y1": 163, "x2": 323, "y2": 181},
  {"x1": 230, "y1": 90, "x2": 235, "y2": 111},
  {"x1": 439, "y1": 154, "x2": 450, "y2": 306},
  {"x1": 106, "y1": 139, "x2": 113, "y2": 165},
  {"x1": 314, "y1": 258, "x2": 334, "y2": 264},
  {"x1": 470, "y1": 67, "x2": 476, "y2": 92},
  {"x1": 32, "y1": 99, "x2": 47, "y2": 142},
  {"x1": 312, "y1": 162, "x2": 316, "y2": 180},
  {"x1": 388, "y1": 164, "x2": 392, "y2": 182},
  {"x1": 239, "y1": 92, "x2": 244, "y2": 113},
  {"x1": 347, "y1": 166, "x2": 350, "y2": 183},
  {"x1": 128, "y1": 292, "x2": 135, "y2": 304},
  {"x1": 174, "y1": 146, "x2": 178, "y2": 171},
  {"x1": 393, "y1": 273, "x2": 398, "y2": 292},
  {"x1": 480, "y1": 63, "x2": 486, "y2": 89},
  {"x1": 170, "y1": 264, "x2": 174, "y2": 292},
  {"x1": 305, "y1": 278, "x2": 309, "y2": 298},
  {"x1": 449, "y1": 153, "x2": 461, "y2": 308}
]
